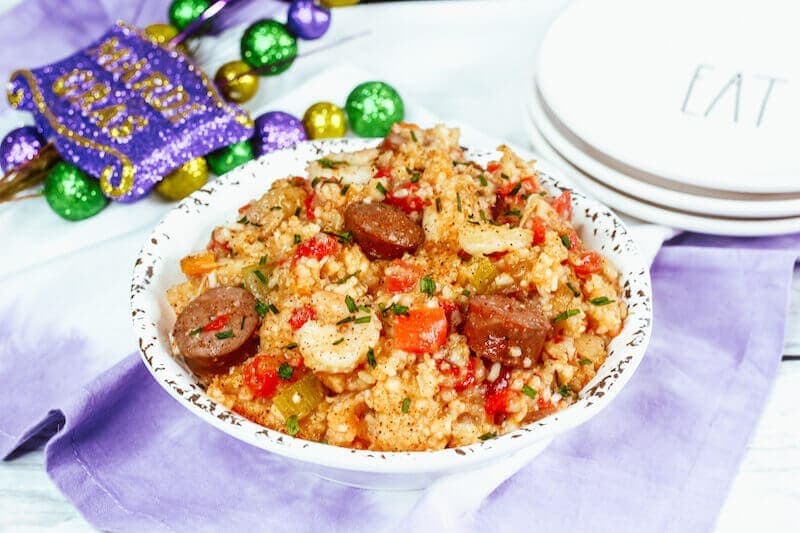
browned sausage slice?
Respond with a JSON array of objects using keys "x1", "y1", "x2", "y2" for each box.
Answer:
[
  {"x1": 344, "y1": 202, "x2": 424, "y2": 260},
  {"x1": 173, "y1": 287, "x2": 259, "y2": 376},
  {"x1": 463, "y1": 294, "x2": 551, "y2": 368}
]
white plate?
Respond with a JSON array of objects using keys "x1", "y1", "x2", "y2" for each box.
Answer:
[
  {"x1": 537, "y1": 0, "x2": 800, "y2": 194},
  {"x1": 525, "y1": 109, "x2": 800, "y2": 236},
  {"x1": 131, "y1": 138, "x2": 653, "y2": 490},
  {"x1": 529, "y1": 85, "x2": 800, "y2": 219}
]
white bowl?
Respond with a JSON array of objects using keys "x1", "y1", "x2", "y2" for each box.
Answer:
[{"x1": 130, "y1": 138, "x2": 653, "y2": 490}]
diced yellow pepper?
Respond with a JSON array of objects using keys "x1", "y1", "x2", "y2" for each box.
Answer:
[
  {"x1": 465, "y1": 256, "x2": 497, "y2": 293},
  {"x1": 272, "y1": 373, "x2": 323, "y2": 419}
]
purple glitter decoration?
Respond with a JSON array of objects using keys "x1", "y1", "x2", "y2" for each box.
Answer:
[
  {"x1": 0, "y1": 126, "x2": 46, "y2": 173},
  {"x1": 7, "y1": 23, "x2": 253, "y2": 202},
  {"x1": 252, "y1": 111, "x2": 307, "y2": 156},
  {"x1": 286, "y1": 0, "x2": 331, "y2": 40}
]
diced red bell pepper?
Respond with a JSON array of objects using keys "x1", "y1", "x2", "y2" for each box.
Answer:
[
  {"x1": 384, "y1": 183, "x2": 424, "y2": 214},
  {"x1": 564, "y1": 230, "x2": 581, "y2": 250},
  {"x1": 374, "y1": 166, "x2": 392, "y2": 179},
  {"x1": 532, "y1": 217, "x2": 547, "y2": 246},
  {"x1": 304, "y1": 190, "x2": 316, "y2": 221},
  {"x1": 487, "y1": 162, "x2": 501, "y2": 173},
  {"x1": 439, "y1": 299, "x2": 459, "y2": 324},
  {"x1": 289, "y1": 304, "x2": 316, "y2": 330},
  {"x1": 385, "y1": 260, "x2": 423, "y2": 293},
  {"x1": 551, "y1": 190, "x2": 573, "y2": 220},
  {"x1": 293, "y1": 233, "x2": 339, "y2": 262},
  {"x1": 243, "y1": 355, "x2": 281, "y2": 399},
  {"x1": 572, "y1": 251, "x2": 603, "y2": 278},
  {"x1": 394, "y1": 307, "x2": 448, "y2": 354},
  {"x1": 484, "y1": 367, "x2": 512, "y2": 417},
  {"x1": 454, "y1": 357, "x2": 476, "y2": 392},
  {"x1": 202, "y1": 313, "x2": 230, "y2": 333}
]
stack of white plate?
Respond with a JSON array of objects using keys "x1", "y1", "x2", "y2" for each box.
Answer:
[{"x1": 528, "y1": 0, "x2": 800, "y2": 236}]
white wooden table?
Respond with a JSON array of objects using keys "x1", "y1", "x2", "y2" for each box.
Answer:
[{"x1": 0, "y1": 1, "x2": 798, "y2": 530}]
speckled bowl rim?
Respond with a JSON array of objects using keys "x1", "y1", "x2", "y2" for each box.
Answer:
[{"x1": 131, "y1": 138, "x2": 652, "y2": 474}]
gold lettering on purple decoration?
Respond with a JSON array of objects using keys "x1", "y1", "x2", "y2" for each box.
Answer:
[
  {"x1": 109, "y1": 115, "x2": 149, "y2": 139},
  {"x1": 151, "y1": 86, "x2": 189, "y2": 112},
  {"x1": 90, "y1": 103, "x2": 127, "y2": 129},
  {"x1": 52, "y1": 69, "x2": 96, "y2": 101},
  {"x1": 87, "y1": 38, "x2": 130, "y2": 69}
]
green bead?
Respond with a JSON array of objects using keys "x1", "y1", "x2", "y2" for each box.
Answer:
[
  {"x1": 207, "y1": 141, "x2": 255, "y2": 175},
  {"x1": 168, "y1": 0, "x2": 209, "y2": 31},
  {"x1": 345, "y1": 81, "x2": 405, "y2": 137},
  {"x1": 44, "y1": 162, "x2": 108, "y2": 221},
  {"x1": 240, "y1": 20, "x2": 297, "y2": 75}
]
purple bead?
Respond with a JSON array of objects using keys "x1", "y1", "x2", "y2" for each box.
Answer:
[
  {"x1": 0, "y1": 126, "x2": 45, "y2": 173},
  {"x1": 252, "y1": 111, "x2": 308, "y2": 156},
  {"x1": 286, "y1": 0, "x2": 331, "y2": 40}
]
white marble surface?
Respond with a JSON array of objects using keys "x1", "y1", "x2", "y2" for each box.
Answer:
[{"x1": 0, "y1": 0, "x2": 798, "y2": 531}]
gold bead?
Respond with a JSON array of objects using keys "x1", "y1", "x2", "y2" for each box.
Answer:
[
  {"x1": 321, "y1": 0, "x2": 360, "y2": 7},
  {"x1": 156, "y1": 157, "x2": 209, "y2": 201},
  {"x1": 214, "y1": 60, "x2": 260, "y2": 104},
  {"x1": 302, "y1": 102, "x2": 347, "y2": 139},
  {"x1": 144, "y1": 23, "x2": 179, "y2": 46}
]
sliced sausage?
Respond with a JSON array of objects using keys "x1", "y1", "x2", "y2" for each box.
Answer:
[
  {"x1": 463, "y1": 294, "x2": 551, "y2": 368},
  {"x1": 173, "y1": 287, "x2": 259, "y2": 376},
  {"x1": 344, "y1": 202, "x2": 424, "y2": 260}
]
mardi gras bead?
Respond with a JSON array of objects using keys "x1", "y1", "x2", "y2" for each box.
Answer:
[
  {"x1": 345, "y1": 81, "x2": 404, "y2": 137},
  {"x1": 0, "y1": 126, "x2": 46, "y2": 173},
  {"x1": 303, "y1": 102, "x2": 347, "y2": 139},
  {"x1": 156, "y1": 157, "x2": 209, "y2": 200},
  {"x1": 144, "y1": 23, "x2": 179, "y2": 46},
  {"x1": 207, "y1": 141, "x2": 254, "y2": 175},
  {"x1": 287, "y1": 0, "x2": 332, "y2": 40},
  {"x1": 169, "y1": 0, "x2": 210, "y2": 31},
  {"x1": 214, "y1": 60, "x2": 259, "y2": 104},
  {"x1": 44, "y1": 162, "x2": 108, "y2": 221},
  {"x1": 241, "y1": 20, "x2": 298, "y2": 75},
  {"x1": 252, "y1": 111, "x2": 308, "y2": 156}
]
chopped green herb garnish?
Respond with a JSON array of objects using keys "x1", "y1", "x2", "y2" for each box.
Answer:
[
  {"x1": 359, "y1": 304, "x2": 371, "y2": 312},
  {"x1": 355, "y1": 315, "x2": 371, "y2": 324},
  {"x1": 456, "y1": 193, "x2": 462, "y2": 212},
  {"x1": 401, "y1": 397, "x2": 411, "y2": 413},
  {"x1": 293, "y1": 234, "x2": 301, "y2": 245},
  {"x1": 268, "y1": 303, "x2": 279, "y2": 315},
  {"x1": 283, "y1": 342, "x2": 298, "y2": 350},
  {"x1": 376, "y1": 182, "x2": 387, "y2": 195},
  {"x1": 420, "y1": 275, "x2": 436, "y2": 296},
  {"x1": 259, "y1": 255, "x2": 267, "y2": 266},
  {"x1": 410, "y1": 130, "x2": 418, "y2": 142},
  {"x1": 553, "y1": 308, "x2": 581, "y2": 322},
  {"x1": 335, "y1": 270, "x2": 361, "y2": 284},
  {"x1": 278, "y1": 363, "x2": 294, "y2": 380},
  {"x1": 479, "y1": 209, "x2": 488, "y2": 222},
  {"x1": 336, "y1": 316, "x2": 356, "y2": 325},
  {"x1": 501, "y1": 173, "x2": 510, "y2": 180},
  {"x1": 317, "y1": 158, "x2": 348, "y2": 169},
  {"x1": 253, "y1": 269, "x2": 267, "y2": 283},
  {"x1": 215, "y1": 330, "x2": 234, "y2": 340},
  {"x1": 345, "y1": 295, "x2": 357, "y2": 313},
  {"x1": 410, "y1": 172, "x2": 421, "y2": 183},
  {"x1": 558, "y1": 385, "x2": 571, "y2": 398},
  {"x1": 311, "y1": 177, "x2": 321, "y2": 188},
  {"x1": 479, "y1": 432, "x2": 497, "y2": 441},
  {"x1": 294, "y1": 207, "x2": 301, "y2": 217},
  {"x1": 579, "y1": 357, "x2": 593, "y2": 365},
  {"x1": 389, "y1": 303, "x2": 409, "y2": 316},
  {"x1": 237, "y1": 215, "x2": 249, "y2": 224},
  {"x1": 566, "y1": 282, "x2": 581, "y2": 297},
  {"x1": 522, "y1": 385, "x2": 538, "y2": 399},
  {"x1": 323, "y1": 230, "x2": 353, "y2": 244},
  {"x1": 332, "y1": 337, "x2": 345, "y2": 345},
  {"x1": 340, "y1": 184, "x2": 350, "y2": 195},
  {"x1": 286, "y1": 415, "x2": 300, "y2": 436},
  {"x1": 189, "y1": 327, "x2": 203, "y2": 336},
  {"x1": 504, "y1": 209, "x2": 522, "y2": 217},
  {"x1": 539, "y1": 191, "x2": 547, "y2": 196},
  {"x1": 255, "y1": 300, "x2": 268, "y2": 318},
  {"x1": 590, "y1": 297, "x2": 615, "y2": 306},
  {"x1": 478, "y1": 174, "x2": 488, "y2": 186},
  {"x1": 270, "y1": 205, "x2": 282, "y2": 211},
  {"x1": 461, "y1": 289, "x2": 471, "y2": 297},
  {"x1": 435, "y1": 197, "x2": 442, "y2": 212},
  {"x1": 560, "y1": 234, "x2": 572, "y2": 249},
  {"x1": 509, "y1": 183, "x2": 522, "y2": 196},
  {"x1": 367, "y1": 348, "x2": 377, "y2": 368}
]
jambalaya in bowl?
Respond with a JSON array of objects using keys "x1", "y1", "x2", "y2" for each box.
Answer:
[{"x1": 166, "y1": 124, "x2": 626, "y2": 451}]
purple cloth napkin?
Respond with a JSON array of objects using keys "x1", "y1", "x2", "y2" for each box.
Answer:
[{"x1": 2, "y1": 236, "x2": 798, "y2": 532}]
